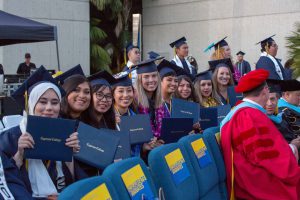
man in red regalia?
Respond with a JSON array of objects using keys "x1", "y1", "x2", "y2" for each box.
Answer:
[{"x1": 220, "y1": 69, "x2": 300, "y2": 200}]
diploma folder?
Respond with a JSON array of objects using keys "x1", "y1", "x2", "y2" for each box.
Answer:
[
  {"x1": 74, "y1": 122, "x2": 120, "y2": 169},
  {"x1": 199, "y1": 104, "x2": 231, "y2": 129},
  {"x1": 171, "y1": 98, "x2": 200, "y2": 123},
  {"x1": 228, "y1": 86, "x2": 243, "y2": 107},
  {"x1": 160, "y1": 118, "x2": 193, "y2": 143},
  {"x1": 120, "y1": 114, "x2": 153, "y2": 145},
  {"x1": 99, "y1": 128, "x2": 131, "y2": 160},
  {"x1": 25, "y1": 115, "x2": 77, "y2": 162}
]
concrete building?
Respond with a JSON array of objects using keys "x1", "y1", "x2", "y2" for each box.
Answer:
[
  {"x1": 0, "y1": 0, "x2": 90, "y2": 74},
  {"x1": 142, "y1": 0, "x2": 300, "y2": 72}
]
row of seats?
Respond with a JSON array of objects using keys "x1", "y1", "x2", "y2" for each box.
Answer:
[
  {"x1": 0, "y1": 114, "x2": 22, "y2": 133},
  {"x1": 59, "y1": 127, "x2": 228, "y2": 200}
]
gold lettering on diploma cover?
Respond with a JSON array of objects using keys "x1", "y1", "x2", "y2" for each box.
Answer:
[
  {"x1": 86, "y1": 143, "x2": 104, "y2": 153},
  {"x1": 130, "y1": 128, "x2": 143, "y2": 132},
  {"x1": 180, "y1": 110, "x2": 192, "y2": 115},
  {"x1": 40, "y1": 137, "x2": 61, "y2": 143}
]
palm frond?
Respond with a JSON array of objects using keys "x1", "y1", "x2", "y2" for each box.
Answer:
[
  {"x1": 90, "y1": 0, "x2": 110, "y2": 11},
  {"x1": 286, "y1": 23, "x2": 300, "y2": 78},
  {"x1": 90, "y1": 26, "x2": 107, "y2": 43}
]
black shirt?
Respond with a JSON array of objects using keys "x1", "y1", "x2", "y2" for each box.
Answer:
[{"x1": 17, "y1": 62, "x2": 36, "y2": 74}]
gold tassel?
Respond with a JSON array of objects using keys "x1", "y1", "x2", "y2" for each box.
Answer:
[
  {"x1": 265, "y1": 44, "x2": 270, "y2": 55},
  {"x1": 124, "y1": 48, "x2": 127, "y2": 64},
  {"x1": 128, "y1": 65, "x2": 132, "y2": 79},
  {"x1": 217, "y1": 45, "x2": 220, "y2": 59},
  {"x1": 24, "y1": 90, "x2": 28, "y2": 113},
  {"x1": 174, "y1": 47, "x2": 176, "y2": 56}
]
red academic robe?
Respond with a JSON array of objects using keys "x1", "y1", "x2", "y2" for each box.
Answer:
[{"x1": 221, "y1": 107, "x2": 300, "y2": 200}]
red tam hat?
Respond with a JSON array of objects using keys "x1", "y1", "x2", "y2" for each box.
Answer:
[{"x1": 235, "y1": 69, "x2": 269, "y2": 93}]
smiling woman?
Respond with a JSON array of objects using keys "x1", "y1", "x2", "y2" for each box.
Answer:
[{"x1": 60, "y1": 74, "x2": 91, "y2": 121}]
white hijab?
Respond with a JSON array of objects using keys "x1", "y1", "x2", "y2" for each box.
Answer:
[{"x1": 19, "y1": 82, "x2": 63, "y2": 198}]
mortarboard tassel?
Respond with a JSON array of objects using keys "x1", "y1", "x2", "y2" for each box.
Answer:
[
  {"x1": 217, "y1": 45, "x2": 220, "y2": 59},
  {"x1": 265, "y1": 44, "x2": 270, "y2": 55},
  {"x1": 124, "y1": 48, "x2": 127, "y2": 64},
  {"x1": 174, "y1": 47, "x2": 176, "y2": 56},
  {"x1": 128, "y1": 65, "x2": 132, "y2": 79},
  {"x1": 24, "y1": 90, "x2": 29, "y2": 113}
]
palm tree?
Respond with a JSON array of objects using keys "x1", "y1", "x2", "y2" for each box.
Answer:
[
  {"x1": 90, "y1": 0, "x2": 134, "y2": 73},
  {"x1": 286, "y1": 22, "x2": 300, "y2": 78}
]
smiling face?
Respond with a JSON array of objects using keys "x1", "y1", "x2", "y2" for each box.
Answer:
[
  {"x1": 161, "y1": 75, "x2": 178, "y2": 95},
  {"x1": 34, "y1": 89, "x2": 60, "y2": 118},
  {"x1": 222, "y1": 45, "x2": 231, "y2": 58},
  {"x1": 217, "y1": 67, "x2": 231, "y2": 86},
  {"x1": 177, "y1": 78, "x2": 191, "y2": 99},
  {"x1": 67, "y1": 81, "x2": 91, "y2": 115},
  {"x1": 141, "y1": 72, "x2": 159, "y2": 92},
  {"x1": 200, "y1": 80, "x2": 213, "y2": 97},
  {"x1": 113, "y1": 86, "x2": 134, "y2": 110},
  {"x1": 93, "y1": 86, "x2": 113, "y2": 114}
]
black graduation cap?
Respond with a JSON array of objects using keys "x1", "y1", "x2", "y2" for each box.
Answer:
[
  {"x1": 256, "y1": 34, "x2": 275, "y2": 48},
  {"x1": 112, "y1": 70, "x2": 133, "y2": 87},
  {"x1": 266, "y1": 79, "x2": 281, "y2": 93},
  {"x1": 136, "y1": 58, "x2": 159, "y2": 74},
  {"x1": 12, "y1": 66, "x2": 65, "y2": 110},
  {"x1": 208, "y1": 58, "x2": 235, "y2": 74},
  {"x1": 194, "y1": 70, "x2": 212, "y2": 81},
  {"x1": 54, "y1": 64, "x2": 85, "y2": 85},
  {"x1": 236, "y1": 51, "x2": 245, "y2": 56},
  {"x1": 214, "y1": 36, "x2": 228, "y2": 50},
  {"x1": 87, "y1": 70, "x2": 116, "y2": 87},
  {"x1": 157, "y1": 59, "x2": 187, "y2": 78},
  {"x1": 169, "y1": 37, "x2": 187, "y2": 48},
  {"x1": 126, "y1": 43, "x2": 139, "y2": 53},
  {"x1": 148, "y1": 51, "x2": 161, "y2": 59},
  {"x1": 277, "y1": 79, "x2": 300, "y2": 92}
]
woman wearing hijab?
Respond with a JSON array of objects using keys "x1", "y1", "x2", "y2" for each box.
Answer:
[{"x1": 0, "y1": 71, "x2": 79, "y2": 199}]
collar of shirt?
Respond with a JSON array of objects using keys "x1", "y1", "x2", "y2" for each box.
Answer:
[
  {"x1": 243, "y1": 98, "x2": 264, "y2": 109},
  {"x1": 126, "y1": 60, "x2": 134, "y2": 67}
]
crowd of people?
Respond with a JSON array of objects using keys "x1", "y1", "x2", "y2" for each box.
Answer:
[{"x1": 0, "y1": 34, "x2": 300, "y2": 200}]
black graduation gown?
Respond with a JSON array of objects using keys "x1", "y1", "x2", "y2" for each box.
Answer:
[
  {"x1": 256, "y1": 56, "x2": 287, "y2": 80},
  {"x1": 0, "y1": 151, "x2": 33, "y2": 200}
]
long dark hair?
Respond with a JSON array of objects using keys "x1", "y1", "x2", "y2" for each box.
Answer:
[
  {"x1": 88, "y1": 84, "x2": 116, "y2": 129},
  {"x1": 60, "y1": 74, "x2": 91, "y2": 122},
  {"x1": 174, "y1": 75, "x2": 198, "y2": 102}
]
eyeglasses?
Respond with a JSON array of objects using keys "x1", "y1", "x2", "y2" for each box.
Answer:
[{"x1": 96, "y1": 92, "x2": 113, "y2": 101}]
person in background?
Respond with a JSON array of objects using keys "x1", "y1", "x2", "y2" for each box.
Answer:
[
  {"x1": 17, "y1": 53, "x2": 36, "y2": 75},
  {"x1": 235, "y1": 51, "x2": 251, "y2": 77},
  {"x1": 284, "y1": 58, "x2": 294, "y2": 80},
  {"x1": 221, "y1": 69, "x2": 300, "y2": 199},
  {"x1": 86, "y1": 70, "x2": 116, "y2": 129},
  {"x1": 174, "y1": 75, "x2": 198, "y2": 102},
  {"x1": 205, "y1": 37, "x2": 240, "y2": 83},
  {"x1": 265, "y1": 80, "x2": 300, "y2": 162},
  {"x1": 0, "y1": 64, "x2": 4, "y2": 74},
  {"x1": 209, "y1": 59, "x2": 235, "y2": 105},
  {"x1": 194, "y1": 70, "x2": 220, "y2": 107},
  {"x1": 256, "y1": 35, "x2": 287, "y2": 80},
  {"x1": 122, "y1": 43, "x2": 140, "y2": 85},
  {"x1": 170, "y1": 37, "x2": 197, "y2": 77},
  {"x1": 277, "y1": 79, "x2": 300, "y2": 160}
]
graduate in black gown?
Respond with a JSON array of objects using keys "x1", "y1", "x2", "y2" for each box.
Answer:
[
  {"x1": 0, "y1": 67, "x2": 80, "y2": 199},
  {"x1": 256, "y1": 35, "x2": 287, "y2": 80}
]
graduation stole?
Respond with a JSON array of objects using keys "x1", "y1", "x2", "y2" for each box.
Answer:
[
  {"x1": 220, "y1": 101, "x2": 266, "y2": 200},
  {"x1": 268, "y1": 113, "x2": 283, "y2": 124},
  {"x1": 278, "y1": 98, "x2": 300, "y2": 114}
]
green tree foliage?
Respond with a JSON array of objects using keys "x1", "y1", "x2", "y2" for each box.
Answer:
[
  {"x1": 90, "y1": 0, "x2": 136, "y2": 74},
  {"x1": 286, "y1": 23, "x2": 300, "y2": 78}
]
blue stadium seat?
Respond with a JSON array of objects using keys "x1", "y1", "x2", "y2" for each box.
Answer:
[
  {"x1": 178, "y1": 134, "x2": 223, "y2": 199},
  {"x1": 203, "y1": 127, "x2": 228, "y2": 199},
  {"x1": 103, "y1": 157, "x2": 158, "y2": 200},
  {"x1": 58, "y1": 175, "x2": 119, "y2": 200},
  {"x1": 148, "y1": 143, "x2": 200, "y2": 200}
]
